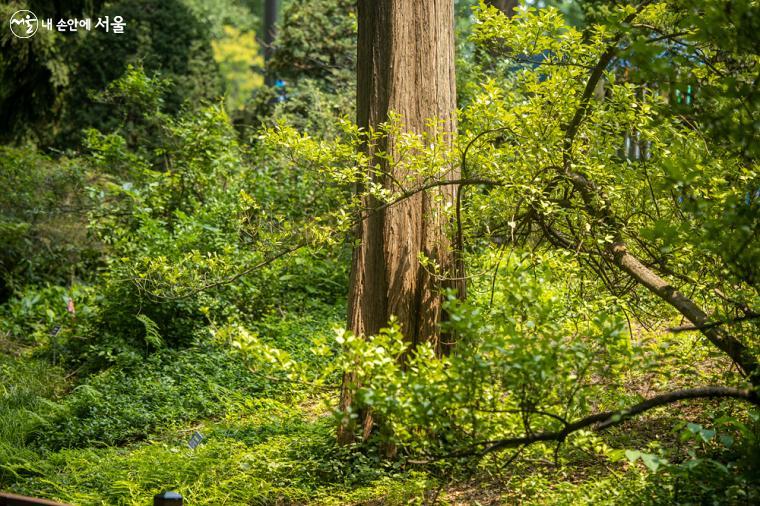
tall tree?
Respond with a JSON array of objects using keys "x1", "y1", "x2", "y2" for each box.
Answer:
[{"x1": 338, "y1": 0, "x2": 460, "y2": 443}]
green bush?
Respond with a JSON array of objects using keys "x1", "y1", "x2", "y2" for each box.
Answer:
[
  {"x1": 234, "y1": 0, "x2": 356, "y2": 137},
  {"x1": 269, "y1": 0, "x2": 356, "y2": 86},
  {"x1": 7, "y1": 410, "x2": 433, "y2": 505},
  {"x1": 59, "y1": 0, "x2": 221, "y2": 145},
  {"x1": 631, "y1": 415, "x2": 760, "y2": 505}
]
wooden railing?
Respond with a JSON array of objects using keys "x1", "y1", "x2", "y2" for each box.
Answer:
[
  {"x1": 0, "y1": 492, "x2": 69, "y2": 506},
  {"x1": 1, "y1": 491, "x2": 183, "y2": 505}
]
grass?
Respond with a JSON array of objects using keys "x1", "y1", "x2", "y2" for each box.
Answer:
[{"x1": 2, "y1": 351, "x2": 757, "y2": 505}]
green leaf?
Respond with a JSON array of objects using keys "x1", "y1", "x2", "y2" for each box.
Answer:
[
  {"x1": 686, "y1": 422, "x2": 702, "y2": 433},
  {"x1": 699, "y1": 428, "x2": 716, "y2": 442},
  {"x1": 719, "y1": 435, "x2": 734, "y2": 448},
  {"x1": 640, "y1": 453, "x2": 667, "y2": 473},
  {"x1": 136, "y1": 314, "x2": 164, "y2": 349}
]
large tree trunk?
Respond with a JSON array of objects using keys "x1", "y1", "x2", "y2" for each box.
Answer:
[{"x1": 338, "y1": 0, "x2": 459, "y2": 444}]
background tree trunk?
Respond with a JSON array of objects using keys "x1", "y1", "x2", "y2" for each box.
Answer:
[
  {"x1": 263, "y1": 0, "x2": 278, "y2": 85},
  {"x1": 486, "y1": 0, "x2": 518, "y2": 17},
  {"x1": 338, "y1": 0, "x2": 459, "y2": 444}
]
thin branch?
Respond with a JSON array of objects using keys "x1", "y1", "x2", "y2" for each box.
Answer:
[
  {"x1": 141, "y1": 177, "x2": 501, "y2": 301},
  {"x1": 456, "y1": 127, "x2": 516, "y2": 292},
  {"x1": 144, "y1": 240, "x2": 309, "y2": 300},
  {"x1": 366, "y1": 178, "x2": 502, "y2": 217},
  {"x1": 668, "y1": 312, "x2": 760, "y2": 333},
  {"x1": 510, "y1": 55, "x2": 595, "y2": 70}
]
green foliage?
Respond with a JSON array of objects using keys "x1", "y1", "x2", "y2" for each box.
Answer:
[
  {"x1": 0, "y1": 355, "x2": 67, "y2": 482},
  {"x1": 462, "y1": 1, "x2": 758, "y2": 354},
  {"x1": 235, "y1": 0, "x2": 356, "y2": 136},
  {"x1": 79, "y1": 72, "x2": 349, "y2": 360},
  {"x1": 1, "y1": 0, "x2": 759, "y2": 504},
  {"x1": 332, "y1": 1, "x2": 758, "y2": 498},
  {"x1": 6, "y1": 422, "x2": 433, "y2": 505},
  {"x1": 2, "y1": 64, "x2": 352, "y2": 370},
  {"x1": 268, "y1": 0, "x2": 356, "y2": 86},
  {"x1": 0, "y1": 1, "x2": 100, "y2": 145},
  {"x1": 238, "y1": 77, "x2": 356, "y2": 139},
  {"x1": 1, "y1": 0, "x2": 225, "y2": 147},
  {"x1": 62, "y1": 0, "x2": 221, "y2": 142},
  {"x1": 0, "y1": 284, "x2": 92, "y2": 350},
  {"x1": 212, "y1": 25, "x2": 264, "y2": 111},
  {"x1": 135, "y1": 314, "x2": 163, "y2": 349},
  {"x1": 31, "y1": 346, "x2": 267, "y2": 449},
  {"x1": 183, "y1": 0, "x2": 264, "y2": 111},
  {"x1": 336, "y1": 251, "x2": 635, "y2": 453},
  {"x1": 182, "y1": 0, "x2": 258, "y2": 38},
  {"x1": 0, "y1": 146, "x2": 96, "y2": 299},
  {"x1": 600, "y1": 413, "x2": 760, "y2": 505}
]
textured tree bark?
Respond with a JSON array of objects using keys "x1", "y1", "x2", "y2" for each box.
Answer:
[{"x1": 338, "y1": 0, "x2": 459, "y2": 445}]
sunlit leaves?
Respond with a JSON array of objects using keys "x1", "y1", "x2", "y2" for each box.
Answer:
[{"x1": 336, "y1": 251, "x2": 632, "y2": 455}]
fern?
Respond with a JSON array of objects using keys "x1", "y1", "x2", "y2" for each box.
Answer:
[{"x1": 136, "y1": 314, "x2": 164, "y2": 349}]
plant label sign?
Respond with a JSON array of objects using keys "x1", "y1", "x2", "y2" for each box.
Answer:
[{"x1": 188, "y1": 431, "x2": 204, "y2": 449}]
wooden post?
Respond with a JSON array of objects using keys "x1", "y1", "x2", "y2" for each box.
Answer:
[{"x1": 153, "y1": 491, "x2": 183, "y2": 506}]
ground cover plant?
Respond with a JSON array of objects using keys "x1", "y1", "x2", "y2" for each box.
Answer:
[{"x1": 1, "y1": 0, "x2": 758, "y2": 504}]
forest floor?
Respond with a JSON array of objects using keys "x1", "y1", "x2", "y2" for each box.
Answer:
[{"x1": 0, "y1": 301, "x2": 745, "y2": 505}]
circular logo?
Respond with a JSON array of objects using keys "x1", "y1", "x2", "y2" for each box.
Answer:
[{"x1": 9, "y1": 10, "x2": 38, "y2": 38}]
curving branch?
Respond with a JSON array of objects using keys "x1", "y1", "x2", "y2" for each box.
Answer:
[
  {"x1": 550, "y1": 165, "x2": 759, "y2": 382},
  {"x1": 414, "y1": 386, "x2": 759, "y2": 462},
  {"x1": 140, "y1": 177, "x2": 501, "y2": 301}
]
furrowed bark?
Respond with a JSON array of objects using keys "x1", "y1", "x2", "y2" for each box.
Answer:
[{"x1": 339, "y1": 0, "x2": 459, "y2": 445}]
